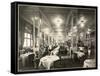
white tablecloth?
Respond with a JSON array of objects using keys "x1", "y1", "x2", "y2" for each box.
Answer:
[
  {"x1": 39, "y1": 55, "x2": 59, "y2": 70},
  {"x1": 83, "y1": 59, "x2": 96, "y2": 68},
  {"x1": 20, "y1": 52, "x2": 33, "y2": 66},
  {"x1": 74, "y1": 51, "x2": 85, "y2": 58},
  {"x1": 50, "y1": 46, "x2": 59, "y2": 55}
]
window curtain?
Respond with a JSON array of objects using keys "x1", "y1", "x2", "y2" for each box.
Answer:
[{"x1": 19, "y1": 17, "x2": 25, "y2": 50}]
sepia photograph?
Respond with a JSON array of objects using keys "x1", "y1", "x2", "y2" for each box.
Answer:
[{"x1": 11, "y1": 2, "x2": 97, "y2": 73}]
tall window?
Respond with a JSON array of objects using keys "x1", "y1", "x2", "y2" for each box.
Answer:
[{"x1": 23, "y1": 33, "x2": 33, "y2": 47}]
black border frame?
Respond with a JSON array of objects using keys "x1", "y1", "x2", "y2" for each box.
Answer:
[{"x1": 11, "y1": 1, "x2": 98, "y2": 74}]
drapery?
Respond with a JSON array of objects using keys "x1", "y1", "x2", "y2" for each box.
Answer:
[{"x1": 19, "y1": 17, "x2": 25, "y2": 50}]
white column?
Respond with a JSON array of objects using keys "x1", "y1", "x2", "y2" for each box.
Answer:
[{"x1": 32, "y1": 18, "x2": 35, "y2": 50}]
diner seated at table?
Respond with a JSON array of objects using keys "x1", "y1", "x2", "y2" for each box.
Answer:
[
  {"x1": 72, "y1": 46, "x2": 88, "y2": 66},
  {"x1": 58, "y1": 44, "x2": 68, "y2": 57},
  {"x1": 42, "y1": 46, "x2": 50, "y2": 57}
]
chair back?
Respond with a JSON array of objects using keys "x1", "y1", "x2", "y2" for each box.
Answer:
[{"x1": 28, "y1": 54, "x2": 35, "y2": 66}]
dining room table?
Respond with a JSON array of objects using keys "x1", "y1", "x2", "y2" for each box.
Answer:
[
  {"x1": 39, "y1": 55, "x2": 60, "y2": 70},
  {"x1": 73, "y1": 51, "x2": 85, "y2": 58},
  {"x1": 20, "y1": 52, "x2": 34, "y2": 67},
  {"x1": 83, "y1": 59, "x2": 96, "y2": 68}
]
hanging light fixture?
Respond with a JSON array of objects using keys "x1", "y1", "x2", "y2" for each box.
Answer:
[
  {"x1": 87, "y1": 28, "x2": 91, "y2": 34},
  {"x1": 34, "y1": 16, "x2": 39, "y2": 20},
  {"x1": 53, "y1": 16, "x2": 63, "y2": 27},
  {"x1": 78, "y1": 16, "x2": 87, "y2": 28}
]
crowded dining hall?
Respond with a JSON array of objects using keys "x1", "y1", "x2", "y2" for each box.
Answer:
[{"x1": 18, "y1": 5, "x2": 96, "y2": 72}]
